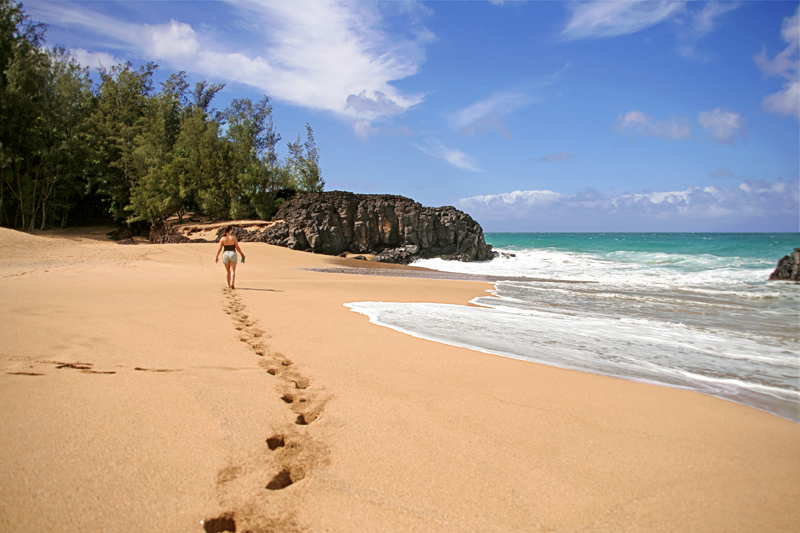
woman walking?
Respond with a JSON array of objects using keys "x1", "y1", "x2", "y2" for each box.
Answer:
[{"x1": 215, "y1": 226, "x2": 245, "y2": 289}]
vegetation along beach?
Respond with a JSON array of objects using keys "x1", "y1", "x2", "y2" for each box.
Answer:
[{"x1": 2, "y1": 1, "x2": 799, "y2": 532}]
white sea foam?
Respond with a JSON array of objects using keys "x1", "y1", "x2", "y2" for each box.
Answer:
[
  {"x1": 357, "y1": 238, "x2": 800, "y2": 421},
  {"x1": 345, "y1": 299, "x2": 800, "y2": 421},
  {"x1": 415, "y1": 248, "x2": 776, "y2": 287}
]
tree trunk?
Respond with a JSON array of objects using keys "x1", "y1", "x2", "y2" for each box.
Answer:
[
  {"x1": 0, "y1": 170, "x2": 5, "y2": 227},
  {"x1": 28, "y1": 176, "x2": 38, "y2": 232},
  {"x1": 16, "y1": 174, "x2": 26, "y2": 230},
  {"x1": 40, "y1": 169, "x2": 57, "y2": 231}
]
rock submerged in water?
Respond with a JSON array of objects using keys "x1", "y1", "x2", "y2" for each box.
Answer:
[
  {"x1": 769, "y1": 248, "x2": 800, "y2": 281},
  {"x1": 232, "y1": 191, "x2": 495, "y2": 264}
]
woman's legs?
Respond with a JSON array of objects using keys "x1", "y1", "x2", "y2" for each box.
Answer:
[
  {"x1": 229, "y1": 262, "x2": 237, "y2": 289},
  {"x1": 224, "y1": 262, "x2": 232, "y2": 288}
]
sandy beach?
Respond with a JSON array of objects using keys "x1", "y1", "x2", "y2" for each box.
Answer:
[{"x1": 1, "y1": 227, "x2": 798, "y2": 532}]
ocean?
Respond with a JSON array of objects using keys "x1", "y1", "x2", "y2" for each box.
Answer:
[{"x1": 345, "y1": 233, "x2": 800, "y2": 423}]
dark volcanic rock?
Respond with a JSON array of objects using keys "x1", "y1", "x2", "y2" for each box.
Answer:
[
  {"x1": 149, "y1": 220, "x2": 212, "y2": 244},
  {"x1": 150, "y1": 224, "x2": 193, "y2": 244},
  {"x1": 241, "y1": 191, "x2": 495, "y2": 264},
  {"x1": 769, "y1": 248, "x2": 800, "y2": 281}
]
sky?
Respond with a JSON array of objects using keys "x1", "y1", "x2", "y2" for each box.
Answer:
[{"x1": 25, "y1": 0, "x2": 800, "y2": 232}]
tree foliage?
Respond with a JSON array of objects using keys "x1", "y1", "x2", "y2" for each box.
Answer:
[
  {"x1": 287, "y1": 123, "x2": 324, "y2": 194},
  {"x1": 0, "y1": 0, "x2": 323, "y2": 231}
]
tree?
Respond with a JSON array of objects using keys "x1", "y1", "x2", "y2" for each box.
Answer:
[
  {"x1": 0, "y1": 3, "x2": 92, "y2": 229},
  {"x1": 1, "y1": 1, "x2": 323, "y2": 230},
  {"x1": 169, "y1": 107, "x2": 228, "y2": 220},
  {"x1": 287, "y1": 123, "x2": 323, "y2": 193},
  {"x1": 220, "y1": 96, "x2": 283, "y2": 219},
  {"x1": 37, "y1": 47, "x2": 92, "y2": 229},
  {"x1": 192, "y1": 79, "x2": 225, "y2": 114},
  {"x1": 126, "y1": 75, "x2": 231, "y2": 226},
  {"x1": 0, "y1": 0, "x2": 49, "y2": 228},
  {"x1": 83, "y1": 61, "x2": 156, "y2": 223}
]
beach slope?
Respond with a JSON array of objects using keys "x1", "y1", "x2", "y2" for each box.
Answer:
[{"x1": 0, "y1": 228, "x2": 798, "y2": 532}]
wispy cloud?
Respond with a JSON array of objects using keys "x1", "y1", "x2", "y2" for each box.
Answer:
[
  {"x1": 754, "y1": 6, "x2": 799, "y2": 121},
  {"x1": 69, "y1": 48, "x2": 123, "y2": 70},
  {"x1": 449, "y1": 64, "x2": 568, "y2": 139},
  {"x1": 676, "y1": 1, "x2": 739, "y2": 60},
  {"x1": 615, "y1": 108, "x2": 747, "y2": 145},
  {"x1": 562, "y1": 0, "x2": 740, "y2": 61},
  {"x1": 417, "y1": 141, "x2": 482, "y2": 172},
  {"x1": 614, "y1": 110, "x2": 692, "y2": 140},
  {"x1": 450, "y1": 91, "x2": 530, "y2": 138},
  {"x1": 458, "y1": 180, "x2": 799, "y2": 230},
  {"x1": 709, "y1": 168, "x2": 735, "y2": 178},
  {"x1": 30, "y1": 0, "x2": 431, "y2": 129},
  {"x1": 562, "y1": 0, "x2": 685, "y2": 40},
  {"x1": 698, "y1": 108, "x2": 748, "y2": 145},
  {"x1": 534, "y1": 152, "x2": 573, "y2": 162},
  {"x1": 28, "y1": 2, "x2": 142, "y2": 46}
]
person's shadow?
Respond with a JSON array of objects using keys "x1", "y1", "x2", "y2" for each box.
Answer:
[{"x1": 235, "y1": 288, "x2": 283, "y2": 292}]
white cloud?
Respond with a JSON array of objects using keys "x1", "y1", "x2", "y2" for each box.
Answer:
[
  {"x1": 451, "y1": 92, "x2": 529, "y2": 137},
  {"x1": 698, "y1": 108, "x2": 748, "y2": 145},
  {"x1": 31, "y1": 0, "x2": 430, "y2": 124},
  {"x1": 754, "y1": 6, "x2": 799, "y2": 121},
  {"x1": 145, "y1": 21, "x2": 201, "y2": 62},
  {"x1": 614, "y1": 110, "x2": 692, "y2": 139},
  {"x1": 69, "y1": 48, "x2": 122, "y2": 70},
  {"x1": 459, "y1": 190, "x2": 565, "y2": 219},
  {"x1": 417, "y1": 141, "x2": 482, "y2": 172},
  {"x1": 615, "y1": 108, "x2": 748, "y2": 145},
  {"x1": 762, "y1": 82, "x2": 800, "y2": 119},
  {"x1": 457, "y1": 180, "x2": 799, "y2": 228},
  {"x1": 562, "y1": 0, "x2": 686, "y2": 40},
  {"x1": 534, "y1": 152, "x2": 573, "y2": 162},
  {"x1": 351, "y1": 119, "x2": 378, "y2": 141}
]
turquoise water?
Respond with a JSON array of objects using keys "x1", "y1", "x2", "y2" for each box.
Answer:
[
  {"x1": 485, "y1": 233, "x2": 795, "y2": 261},
  {"x1": 347, "y1": 233, "x2": 800, "y2": 422}
]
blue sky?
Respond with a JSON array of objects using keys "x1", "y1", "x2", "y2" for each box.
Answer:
[{"x1": 26, "y1": 0, "x2": 800, "y2": 232}]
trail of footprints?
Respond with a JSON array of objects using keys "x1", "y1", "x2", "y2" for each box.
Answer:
[{"x1": 206, "y1": 288, "x2": 329, "y2": 532}]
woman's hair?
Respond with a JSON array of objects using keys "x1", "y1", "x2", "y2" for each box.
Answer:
[{"x1": 222, "y1": 225, "x2": 232, "y2": 235}]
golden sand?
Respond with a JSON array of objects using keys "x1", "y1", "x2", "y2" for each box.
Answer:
[{"x1": 1, "y1": 227, "x2": 798, "y2": 532}]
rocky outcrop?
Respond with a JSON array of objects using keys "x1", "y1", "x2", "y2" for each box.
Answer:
[
  {"x1": 233, "y1": 191, "x2": 495, "y2": 264},
  {"x1": 150, "y1": 219, "x2": 275, "y2": 244},
  {"x1": 769, "y1": 248, "x2": 800, "y2": 281}
]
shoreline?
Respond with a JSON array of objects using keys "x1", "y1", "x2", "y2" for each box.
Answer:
[
  {"x1": 344, "y1": 300, "x2": 799, "y2": 424},
  {"x1": 1, "y1": 228, "x2": 799, "y2": 531},
  {"x1": 326, "y1": 255, "x2": 798, "y2": 423}
]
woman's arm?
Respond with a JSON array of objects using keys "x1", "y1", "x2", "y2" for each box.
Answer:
[
  {"x1": 234, "y1": 239, "x2": 245, "y2": 262},
  {"x1": 215, "y1": 241, "x2": 223, "y2": 263}
]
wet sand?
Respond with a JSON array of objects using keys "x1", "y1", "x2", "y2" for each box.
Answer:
[{"x1": 1, "y1": 227, "x2": 798, "y2": 532}]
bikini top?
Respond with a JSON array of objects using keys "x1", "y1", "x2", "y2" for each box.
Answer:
[{"x1": 223, "y1": 244, "x2": 236, "y2": 252}]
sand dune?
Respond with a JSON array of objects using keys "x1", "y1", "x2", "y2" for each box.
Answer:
[{"x1": 0, "y1": 228, "x2": 798, "y2": 532}]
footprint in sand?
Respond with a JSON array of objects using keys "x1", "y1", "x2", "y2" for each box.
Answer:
[
  {"x1": 214, "y1": 285, "x2": 330, "y2": 530},
  {"x1": 52, "y1": 362, "x2": 116, "y2": 374},
  {"x1": 265, "y1": 467, "x2": 304, "y2": 490},
  {"x1": 266, "y1": 434, "x2": 285, "y2": 450},
  {"x1": 202, "y1": 512, "x2": 236, "y2": 533}
]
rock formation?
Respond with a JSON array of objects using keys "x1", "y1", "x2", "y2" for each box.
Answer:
[
  {"x1": 216, "y1": 191, "x2": 494, "y2": 264},
  {"x1": 769, "y1": 248, "x2": 800, "y2": 281}
]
